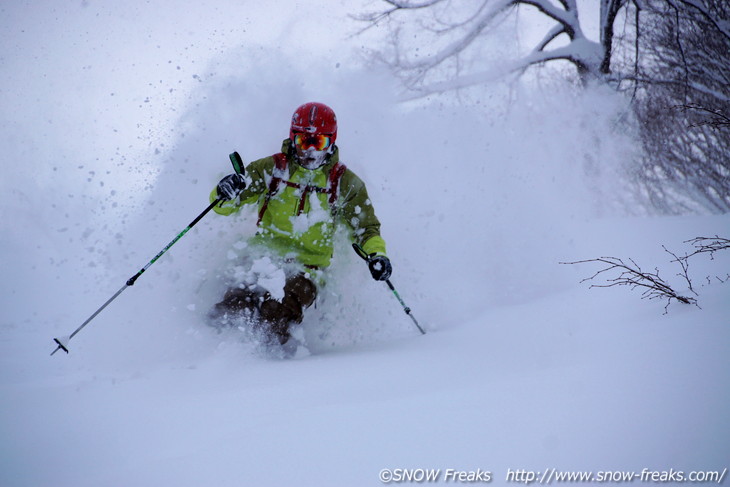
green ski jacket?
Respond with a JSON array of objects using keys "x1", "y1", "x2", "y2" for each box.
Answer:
[{"x1": 210, "y1": 139, "x2": 387, "y2": 268}]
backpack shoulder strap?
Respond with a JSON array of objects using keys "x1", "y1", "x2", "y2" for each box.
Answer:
[
  {"x1": 272, "y1": 152, "x2": 288, "y2": 172},
  {"x1": 257, "y1": 156, "x2": 346, "y2": 225},
  {"x1": 328, "y1": 162, "x2": 347, "y2": 206},
  {"x1": 257, "y1": 153, "x2": 288, "y2": 226}
]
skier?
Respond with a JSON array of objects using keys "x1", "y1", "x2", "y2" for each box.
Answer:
[{"x1": 208, "y1": 102, "x2": 392, "y2": 354}]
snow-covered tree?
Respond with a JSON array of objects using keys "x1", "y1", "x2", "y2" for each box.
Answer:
[
  {"x1": 358, "y1": 0, "x2": 632, "y2": 93},
  {"x1": 360, "y1": 0, "x2": 729, "y2": 214}
]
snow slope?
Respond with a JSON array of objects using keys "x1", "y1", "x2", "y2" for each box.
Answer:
[
  {"x1": 2, "y1": 215, "x2": 729, "y2": 487},
  {"x1": 1, "y1": 2, "x2": 728, "y2": 486}
]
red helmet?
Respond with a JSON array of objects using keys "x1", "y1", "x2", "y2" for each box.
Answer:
[{"x1": 290, "y1": 102, "x2": 338, "y2": 144}]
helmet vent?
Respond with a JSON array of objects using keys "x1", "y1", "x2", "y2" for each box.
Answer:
[{"x1": 308, "y1": 105, "x2": 318, "y2": 126}]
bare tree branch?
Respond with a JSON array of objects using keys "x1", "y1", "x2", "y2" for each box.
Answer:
[
  {"x1": 676, "y1": 104, "x2": 730, "y2": 128},
  {"x1": 630, "y1": 0, "x2": 730, "y2": 213},
  {"x1": 560, "y1": 255, "x2": 698, "y2": 313},
  {"x1": 393, "y1": 3, "x2": 508, "y2": 72},
  {"x1": 562, "y1": 235, "x2": 730, "y2": 313},
  {"x1": 383, "y1": 0, "x2": 444, "y2": 7},
  {"x1": 351, "y1": 0, "x2": 444, "y2": 33},
  {"x1": 670, "y1": 0, "x2": 730, "y2": 40},
  {"x1": 662, "y1": 245, "x2": 698, "y2": 297},
  {"x1": 683, "y1": 236, "x2": 730, "y2": 259}
]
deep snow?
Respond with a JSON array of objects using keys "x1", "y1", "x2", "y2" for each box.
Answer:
[{"x1": 1, "y1": 2, "x2": 729, "y2": 486}]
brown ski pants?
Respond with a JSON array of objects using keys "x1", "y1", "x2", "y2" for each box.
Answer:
[{"x1": 212, "y1": 272, "x2": 317, "y2": 344}]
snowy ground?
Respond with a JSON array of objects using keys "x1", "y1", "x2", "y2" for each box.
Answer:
[
  {"x1": 2, "y1": 215, "x2": 729, "y2": 487},
  {"x1": 2, "y1": 2, "x2": 729, "y2": 486}
]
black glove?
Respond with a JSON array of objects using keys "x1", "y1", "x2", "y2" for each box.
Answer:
[
  {"x1": 216, "y1": 173, "x2": 247, "y2": 200},
  {"x1": 368, "y1": 255, "x2": 392, "y2": 281}
]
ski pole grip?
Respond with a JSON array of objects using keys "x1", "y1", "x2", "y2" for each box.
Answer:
[{"x1": 229, "y1": 151, "x2": 244, "y2": 175}]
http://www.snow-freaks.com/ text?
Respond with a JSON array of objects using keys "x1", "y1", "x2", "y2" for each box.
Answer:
[{"x1": 377, "y1": 467, "x2": 728, "y2": 484}]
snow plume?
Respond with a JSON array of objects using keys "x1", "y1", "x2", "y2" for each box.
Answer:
[
  {"x1": 361, "y1": 82, "x2": 641, "y2": 316},
  {"x1": 1, "y1": 4, "x2": 643, "y2": 350},
  {"x1": 117, "y1": 48, "x2": 415, "y2": 350},
  {"x1": 4, "y1": 42, "x2": 644, "y2": 358}
]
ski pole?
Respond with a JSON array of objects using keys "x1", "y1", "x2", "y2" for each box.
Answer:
[
  {"x1": 352, "y1": 243, "x2": 426, "y2": 335},
  {"x1": 51, "y1": 152, "x2": 245, "y2": 355}
]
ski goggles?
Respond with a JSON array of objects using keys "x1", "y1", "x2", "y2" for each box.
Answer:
[{"x1": 293, "y1": 133, "x2": 332, "y2": 151}]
